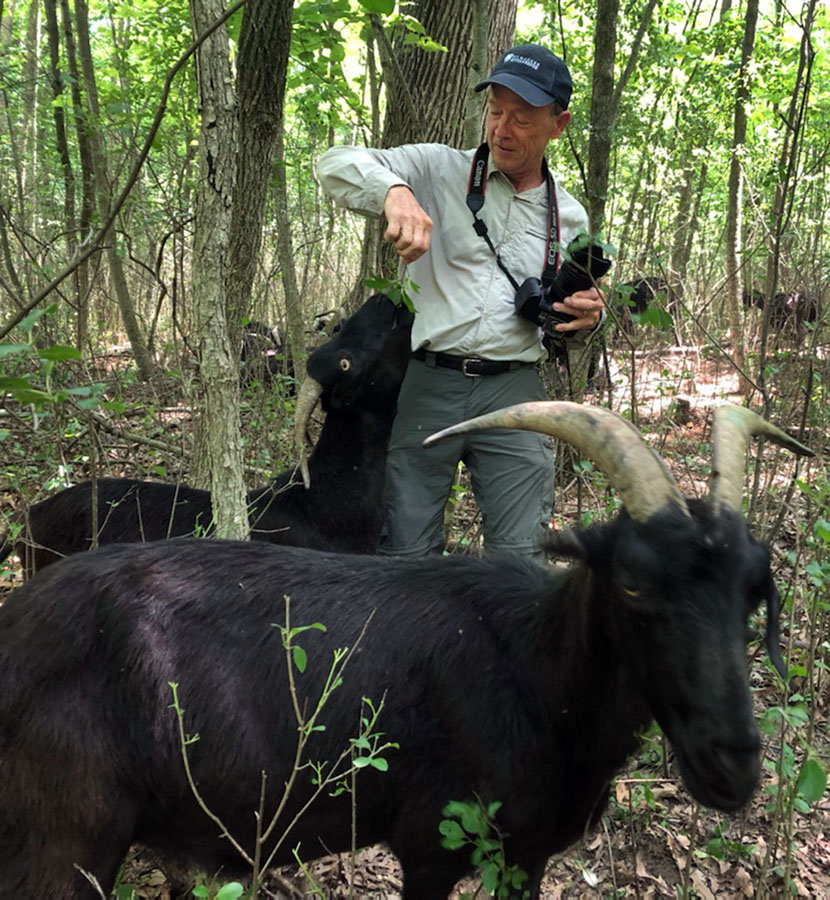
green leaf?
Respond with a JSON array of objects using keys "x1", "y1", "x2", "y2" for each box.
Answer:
[
  {"x1": 438, "y1": 820, "x2": 466, "y2": 849},
  {"x1": 353, "y1": 756, "x2": 372, "y2": 768},
  {"x1": 369, "y1": 756, "x2": 388, "y2": 771},
  {"x1": 17, "y1": 308, "x2": 48, "y2": 333},
  {"x1": 192, "y1": 888, "x2": 210, "y2": 898},
  {"x1": 357, "y1": 0, "x2": 395, "y2": 13},
  {"x1": 215, "y1": 883, "x2": 245, "y2": 900},
  {"x1": 0, "y1": 376, "x2": 33, "y2": 390},
  {"x1": 481, "y1": 861, "x2": 500, "y2": 895},
  {"x1": 292, "y1": 645, "x2": 308, "y2": 673},
  {"x1": 0, "y1": 343, "x2": 30, "y2": 359},
  {"x1": 797, "y1": 758, "x2": 827, "y2": 803},
  {"x1": 38, "y1": 344, "x2": 82, "y2": 361},
  {"x1": 9, "y1": 388, "x2": 54, "y2": 405}
]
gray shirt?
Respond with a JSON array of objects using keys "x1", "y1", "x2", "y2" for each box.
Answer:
[{"x1": 317, "y1": 142, "x2": 591, "y2": 363}]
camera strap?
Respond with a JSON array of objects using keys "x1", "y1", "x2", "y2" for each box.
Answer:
[{"x1": 466, "y1": 143, "x2": 561, "y2": 290}]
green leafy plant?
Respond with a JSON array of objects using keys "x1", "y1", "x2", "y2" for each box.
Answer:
[
  {"x1": 164, "y1": 599, "x2": 396, "y2": 900},
  {"x1": 363, "y1": 273, "x2": 420, "y2": 313},
  {"x1": 439, "y1": 797, "x2": 529, "y2": 899},
  {"x1": 192, "y1": 881, "x2": 245, "y2": 900}
]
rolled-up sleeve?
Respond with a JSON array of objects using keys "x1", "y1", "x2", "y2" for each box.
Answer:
[{"x1": 317, "y1": 146, "x2": 413, "y2": 218}]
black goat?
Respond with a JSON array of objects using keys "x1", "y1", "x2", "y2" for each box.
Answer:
[
  {"x1": 1, "y1": 293, "x2": 413, "y2": 574},
  {"x1": 742, "y1": 288, "x2": 820, "y2": 340},
  {"x1": 239, "y1": 319, "x2": 289, "y2": 387},
  {"x1": 611, "y1": 276, "x2": 679, "y2": 338},
  {"x1": 0, "y1": 403, "x2": 811, "y2": 899}
]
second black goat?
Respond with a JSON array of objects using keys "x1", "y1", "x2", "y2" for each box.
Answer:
[
  {"x1": 743, "y1": 289, "x2": 820, "y2": 341},
  {"x1": 1, "y1": 293, "x2": 413, "y2": 574}
]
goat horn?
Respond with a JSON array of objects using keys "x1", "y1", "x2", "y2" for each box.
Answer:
[
  {"x1": 423, "y1": 401, "x2": 687, "y2": 522},
  {"x1": 293, "y1": 376, "x2": 323, "y2": 490},
  {"x1": 710, "y1": 405, "x2": 814, "y2": 512}
]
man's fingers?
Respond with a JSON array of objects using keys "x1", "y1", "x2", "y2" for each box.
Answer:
[
  {"x1": 388, "y1": 222, "x2": 431, "y2": 263},
  {"x1": 383, "y1": 186, "x2": 432, "y2": 262}
]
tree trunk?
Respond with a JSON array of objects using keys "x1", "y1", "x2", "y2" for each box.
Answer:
[
  {"x1": 586, "y1": 0, "x2": 658, "y2": 234},
  {"x1": 586, "y1": 0, "x2": 618, "y2": 234},
  {"x1": 370, "y1": 0, "x2": 514, "y2": 280},
  {"x1": 189, "y1": 0, "x2": 248, "y2": 539},
  {"x1": 224, "y1": 0, "x2": 293, "y2": 335},
  {"x1": 274, "y1": 117, "x2": 306, "y2": 386},
  {"x1": 381, "y1": 0, "x2": 516, "y2": 148},
  {"x1": 463, "y1": 0, "x2": 489, "y2": 148},
  {"x1": 43, "y1": 0, "x2": 81, "y2": 343},
  {"x1": 74, "y1": 0, "x2": 155, "y2": 380},
  {"x1": 61, "y1": 0, "x2": 94, "y2": 351},
  {"x1": 725, "y1": 0, "x2": 759, "y2": 396},
  {"x1": 759, "y1": 0, "x2": 817, "y2": 400}
]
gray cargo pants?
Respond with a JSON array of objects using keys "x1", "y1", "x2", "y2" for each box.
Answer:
[{"x1": 378, "y1": 355, "x2": 554, "y2": 560}]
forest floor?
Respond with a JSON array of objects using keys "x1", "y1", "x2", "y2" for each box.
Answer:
[{"x1": 1, "y1": 337, "x2": 828, "y2": 899}]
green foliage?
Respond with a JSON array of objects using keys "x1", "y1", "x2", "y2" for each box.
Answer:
[
  {"x1": 192, "y1": 882, "x2": 245, "y2": 900},
  {"x1": 363, "y1": 274, "x2": 420, "y2": 313},
  {"x1": 439, "y1": 798, "x2": 530, "y2": 899}
]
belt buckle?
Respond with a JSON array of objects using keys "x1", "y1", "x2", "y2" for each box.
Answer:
[{"x1": 461, "y1": 357, "x2": 482, "y2": 377}]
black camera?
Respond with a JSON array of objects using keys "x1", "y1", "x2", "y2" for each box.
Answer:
[{"x1": 515, "y1": 236, "x2": 612, "y2": 338}]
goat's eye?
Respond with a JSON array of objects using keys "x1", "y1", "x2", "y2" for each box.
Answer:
[{"x1": 340, "y1": 358, "x2": 351, "y2": 371}]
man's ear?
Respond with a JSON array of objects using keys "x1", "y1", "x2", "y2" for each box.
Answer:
[{"x1": 551, "y1": 109, "x2": 571, "y2": 140}]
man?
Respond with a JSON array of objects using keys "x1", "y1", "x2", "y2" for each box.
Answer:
[{"x1": 317, "y1": 44, "x2": 604, "y2": 561}]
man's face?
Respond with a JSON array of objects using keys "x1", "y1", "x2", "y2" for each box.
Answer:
[{"x1": 485, "y1": 85, "x2": 570, "y2": 188}]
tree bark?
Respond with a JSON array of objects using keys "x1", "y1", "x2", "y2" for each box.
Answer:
[
  {"x1": 189, "y1": 0, "x2": 248, "y2": 539},
  {"x1": 381, "y1": 0, "x2": 516, "y2": 148},
  {"x1": 274, "y1": 116, "x2": 306, "y2": 386},
  {"x1": 61, "y1": 0, "x2": 94, "y2": 350},
  {"x1": 586, "y1": 0, "x2": 658, "y2": 234},
  {"x1": 224, "y1": 0, "x2": 293, "y2": 335},
  {"x1": 725, "y1": 0, "x2": 759, "y2": 396}
]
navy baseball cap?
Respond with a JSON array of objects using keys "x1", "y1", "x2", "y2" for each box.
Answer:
[{"x1": 474, "y1": 44, "x2": 573, "y2": 109}]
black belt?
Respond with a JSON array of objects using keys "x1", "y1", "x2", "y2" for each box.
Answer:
[{"x1": 412, "y1": 348, "x2": 526, "y2": 377}]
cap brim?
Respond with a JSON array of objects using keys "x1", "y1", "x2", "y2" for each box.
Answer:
[{"x1": 473, "y1": 73, "x2": 561, "y2": 108}]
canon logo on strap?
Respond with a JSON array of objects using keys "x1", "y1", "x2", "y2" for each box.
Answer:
[
  {"x1": 472, "y1": 158, "x2": 486, "y2": 188},
  {"x1": 504, "y1": 53, "x2": 540, "y2": 70}
]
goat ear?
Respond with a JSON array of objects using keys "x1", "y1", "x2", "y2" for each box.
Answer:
[{"x1": 547, "y1": 520, "x2": 616, "y2": 565}]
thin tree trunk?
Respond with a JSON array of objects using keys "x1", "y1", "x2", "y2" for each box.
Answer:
[
  {"x1": 725, "y1": 0, "x2": 759, "y2": 396},
  {"x1": 586, "y1": 0, "x2": 658, "y2": 233},
  {"x1": 74, "y1": 0, "x2": 155, "y2": 380},
  {"x1": 61, "y1": 0, "x2": 94, "y2": 350},
  {"x1": 759, "y1": 0, "x2": 817, "y2": 402},
  {"x1": 274, "y1": 117, "x2": 306, "y2": 386},
  {"x1": 43, "y1": 0, "x2": 81, "y2": 343},
  {"x1": 189, "y1": 0, "x2": 248, "y2": 539},
  {"x1": 463, "y1": 0, "x2": 489, "y2": 148}
]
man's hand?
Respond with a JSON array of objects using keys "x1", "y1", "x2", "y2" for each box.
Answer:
[
  {"x1": 552, "y1": 288, "x2": 605, "y2": 332},
  {"x1": 383, "y1": 185, "x2": 432, "y2": 264}
]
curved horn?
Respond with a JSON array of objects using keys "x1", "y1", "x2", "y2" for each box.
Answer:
[
  {"x1": 423, "y1": 401, "x2": 687, "y2": 522},
  {"x1": 710, "y1": 405, "x2": 814, "y2": 512},
  {"x1": 292, "y1": 376, "x2": 324, "y2": 490}
]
